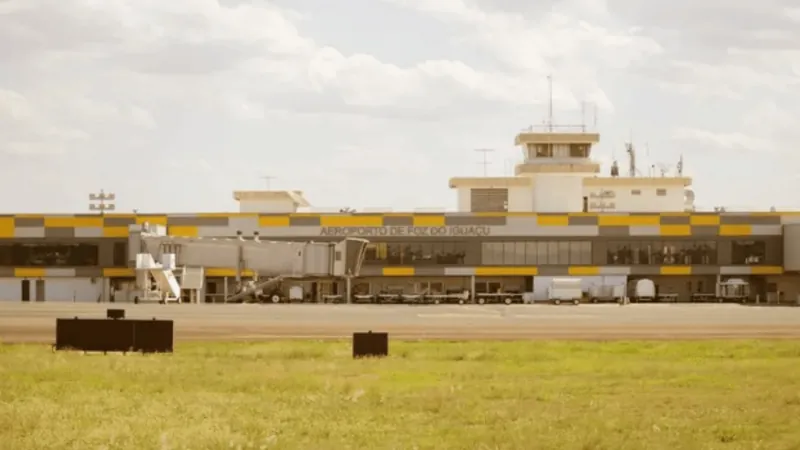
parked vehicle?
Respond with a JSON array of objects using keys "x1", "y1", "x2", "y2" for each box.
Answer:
[
  {"x1": 475, "y1": 291, "x2": 524, "y2": 305},
  {"x1": 547, "y1": 278, "x2": 583, "y2": 305},
  {"x1": 588, "y1": 284, "x2": 625, "y2": 303},
  {"x1": 627, "y1": 279, "x2": 655, "y2": 303},
  {"x1": 716, "y1": 278, "x2": 750, "y2": 302}
]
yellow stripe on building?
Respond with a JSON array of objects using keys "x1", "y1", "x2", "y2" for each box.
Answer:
[
  {"x1": 103, "y1": 268, "x2": 135, "y2": 277},
  {"x1": 750, "y1": 266, "x2": 783, "y2": 275},
  {"x1": 320, "y1": 215, "x2": 383, "y2": 227},
  {"x1": 14, "y1": 268, "x2": 45, "y2": 278},
  {"x1": 0, "y1": 217, "x2": 14, "y2": 238},
  {"x1": 719, "y1": 225, "x2": 752, "y2": 236},
  {"x1": 660, "y1": 266, "x2": 691, "y2": 275},
  {"x1": 169, "y1": 226, "x2": 199, "y2": 237},
  {"x1": 382, "y1": 267, "x2": 415, "y2": 276},
  {"x1": 412, "y1": 215, "x2": 445, "y2": 227},
  {"x1": 258, "y1": 216, "x2": 290, "y2": 227},
  {"x1": 44, "y1": 216, "x2": 104, "y2": 228},
  {"x1": 103, "y1": 226, "x2": 130, "y2": 238},
  {"x1": 205, "y1": 268, "x2": 255, "y2": 277},
  {"x1": 475, "y1": 266, "x2": 538, "y2": 276},
  {"x1": 659, "y1": 225, "x2": 691, "y2": 236},
  {"x1": 690, "y1": 215, "x2": 720, "y2": 225},
  {"x1": 536, "y1": 215, "x2": 568, "y2": 226},
  {"x1": 598, "y1": 215, "x2": 660, "y2": 226},
  {"x1": 568, "y1": 266, "x2": 600, "y2": 276}
]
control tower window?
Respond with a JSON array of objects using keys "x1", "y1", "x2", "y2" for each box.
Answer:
[
  {"x1": 534, "y1": 144, "x2": 550, "y2": 157},
  {"x1": 569, "y1": 144, "x2": 589, "y2": 158},
  {"x1": 552, "y1": 144, "x2": 570, "y2": 158}
]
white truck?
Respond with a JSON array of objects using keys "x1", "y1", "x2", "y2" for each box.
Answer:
[
  {"x1": 627, "y1": 279, "x2": 656, "y2": 303},
  {"x1": 588, "y1": 284, "x2": 626, "y2": 304},
  {"x1": 547, "y1": 278, "x2": 583, "y2": 305}
]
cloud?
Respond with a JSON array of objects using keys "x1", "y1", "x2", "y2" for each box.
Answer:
[
  {"x1": 380, "y1": 0, "x2": 663, "y2": 112},
  {"x1": 671, "y1": 127, "x2": 776, "y2": 154},
  {"x1": 0, "y1": 0, "x2": 797, "y2": 212}
]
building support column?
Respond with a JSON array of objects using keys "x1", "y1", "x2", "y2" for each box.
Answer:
[
  {"x1": 223, "y1": 276, "x2": 229, "y2": 304},
  {"x1": 345, "y1": 276, "x2": 352, "y2": 304},
  {"x1": 102, "y1": 277, "x2": 111, "y2": 303},
  {"x1": 470, "y1": 275, "x2": 476, "y2": 304}
]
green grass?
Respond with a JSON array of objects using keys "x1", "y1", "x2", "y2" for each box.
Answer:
[{"x1": 2, "y1": 341, "x2": 800, "y2": 450}]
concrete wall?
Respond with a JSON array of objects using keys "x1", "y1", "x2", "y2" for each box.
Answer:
[
  {"x1": 0, "y1": 277, "x2": 102, "y2": 302},
  {"x1": 783, "y1": 224, "x2": 800, "y2": 271}
]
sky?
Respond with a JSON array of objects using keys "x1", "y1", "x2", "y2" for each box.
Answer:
[{"x1": 0, "y1": 0, "x2": 799, "y2": 213}]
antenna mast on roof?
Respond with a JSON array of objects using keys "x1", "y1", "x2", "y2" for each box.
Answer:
[
  {"x1": 625, "y1": 142, "x2": 636, "y2": 178},
  {"x1": 260, "y1": 175, "x2": 275, "y2": 190},
  {"x1": 474, "y1": 148, "x2": 494, "y2": 177}
]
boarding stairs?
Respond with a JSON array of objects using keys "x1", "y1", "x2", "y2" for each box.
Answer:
[{"x1": 135, "y1": 253, "x2": 182, "y2": 303}]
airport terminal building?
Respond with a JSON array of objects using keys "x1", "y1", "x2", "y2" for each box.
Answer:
[{"x1": 1, "y1": 127, "x2": 799, "y2": 304}]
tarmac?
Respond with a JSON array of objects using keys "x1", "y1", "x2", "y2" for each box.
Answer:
[{"x1": 2, "y1": 302, "x2": 800, "y2": 342}]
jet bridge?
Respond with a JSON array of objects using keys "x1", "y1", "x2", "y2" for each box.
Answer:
[{"x1": 127, "y1": 223, "x2": 368, "y2": 303}]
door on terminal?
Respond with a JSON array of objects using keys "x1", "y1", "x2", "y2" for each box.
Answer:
[
  {"x1": 21, "y1": 280, "x2": 30, "y2": 302},
  {"x1": 35, "y1": 280, "x2": 45, "y2": 302}
]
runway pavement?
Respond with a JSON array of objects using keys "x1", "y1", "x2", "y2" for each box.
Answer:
[{"x1": 2, "y1": 302, "x2": 800, "y2": 341}]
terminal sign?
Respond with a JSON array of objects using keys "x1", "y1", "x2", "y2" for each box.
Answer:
[{"x1": 319, "y1": 225, "x2": 491, "y2": 237}]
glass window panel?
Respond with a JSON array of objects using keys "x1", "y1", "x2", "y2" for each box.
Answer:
[
  {"x1": 580, "y1": 241, "x2": 592, "y2": 264},
  {"x1": 525, "y1": 242, "x2": 537, "y2": 265},
  {"x1": 513, "y1": 242, "x2": 526, "y2": 265},
  {"x1": 481, "y1": 243, "x2": 493, "y2": 265},
  {"x1": 537, "y1": 242, "x2": 548, "y2": 264},
  {"x1": 558, "y1": 241, "x2": 570, "y2": 265},
  {"x1": 547, "y1": 242, "x2": 558, "y2": 265},
  {"x1": 503, "y1": 242, "x2": 516, "y2": 265},
  {"x1": 569, "y1": 242, "x2": 581, "y2": 264},
  {"x1": 13, "y1": 243, "x2": 99, "y2": 267}
]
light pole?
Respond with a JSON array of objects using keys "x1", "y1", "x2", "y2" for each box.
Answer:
[
  {"x1": 474, "y1": 149, "x2": 494, "y2": 177},
  {"x1": 89, "y1": 189, "x2": 116, "y2": 215}
]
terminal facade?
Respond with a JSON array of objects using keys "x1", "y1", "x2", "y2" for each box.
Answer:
[{"x1": 0, "y1": 127, "x2": 798, "y2": 304}]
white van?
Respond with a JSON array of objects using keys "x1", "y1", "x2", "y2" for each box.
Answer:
[
  {"x1": 628, "y1": 279, "x2": 655, "y2": 302},
  {"x1": 547, "y1": 278, "x2": 583, "y2": 305}
]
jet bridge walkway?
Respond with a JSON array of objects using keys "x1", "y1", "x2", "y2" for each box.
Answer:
[{"x1": 128, "y1": 223, "x2": 368, "y2": 303}]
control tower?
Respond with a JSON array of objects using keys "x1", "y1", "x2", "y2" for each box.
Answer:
[{"x1": 514, "y1": 126, "x2": 600, "y2": 213}]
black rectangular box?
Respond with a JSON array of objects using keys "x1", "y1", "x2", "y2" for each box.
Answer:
[
  {"x1": 107, "y1": 309, "x2": 125, "y2": 320},
  {"x1": 54, "y1": 318, "x2": 174, "y2": 354},
  {"x1": 132, "y1": 319, "x2": 174, "y2": 353},
  {"x1": 352, "y1": 332, "x2": 388, "y2": 358}
]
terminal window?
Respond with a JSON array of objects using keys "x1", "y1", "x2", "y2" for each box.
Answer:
[
  {"x1": 607, "y1": 240, "x2": 716, "y2": 265},
  {"x1": 481, "y1": 241, "x2": 591, "y2": 265},
  {"x1": 0, "y1": 243, "x2": 99, "y2": 267},
  {"x1": 364, "y1": 242, "x2": 468, "y2": 265},
  {"x1": 732, "y1": 240, "x2": 766, "y2": 265}
]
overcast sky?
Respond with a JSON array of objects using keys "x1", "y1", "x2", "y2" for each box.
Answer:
[{"x1": 1, "y1": 0, "x2": 798, "y2": 213}]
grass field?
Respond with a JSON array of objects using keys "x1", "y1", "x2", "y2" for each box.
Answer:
[{"x1": 2, "y1": 341, "x2": 800, "y2": 450}]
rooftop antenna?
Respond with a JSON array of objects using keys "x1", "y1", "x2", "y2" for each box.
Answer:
[
  {"x1": 625, "y1": 142, "x2": 636, "y2": 177},
  {"x1": 475, "y1": 149, "x2": 494, "y2": 177},
  {"x1": 677, "y1": 154, "x2": 684, "y2": 176},
  {"x1": 260, "y1": 175, "x2": 275, "y2": 190},
  {"x1": 547, "y1": 74, "x2": 554, "y2": 132}
]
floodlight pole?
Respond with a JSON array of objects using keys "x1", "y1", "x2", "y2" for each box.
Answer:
[{"x1": 89, "y1": 189, "x2": 116, "y2": 216}]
